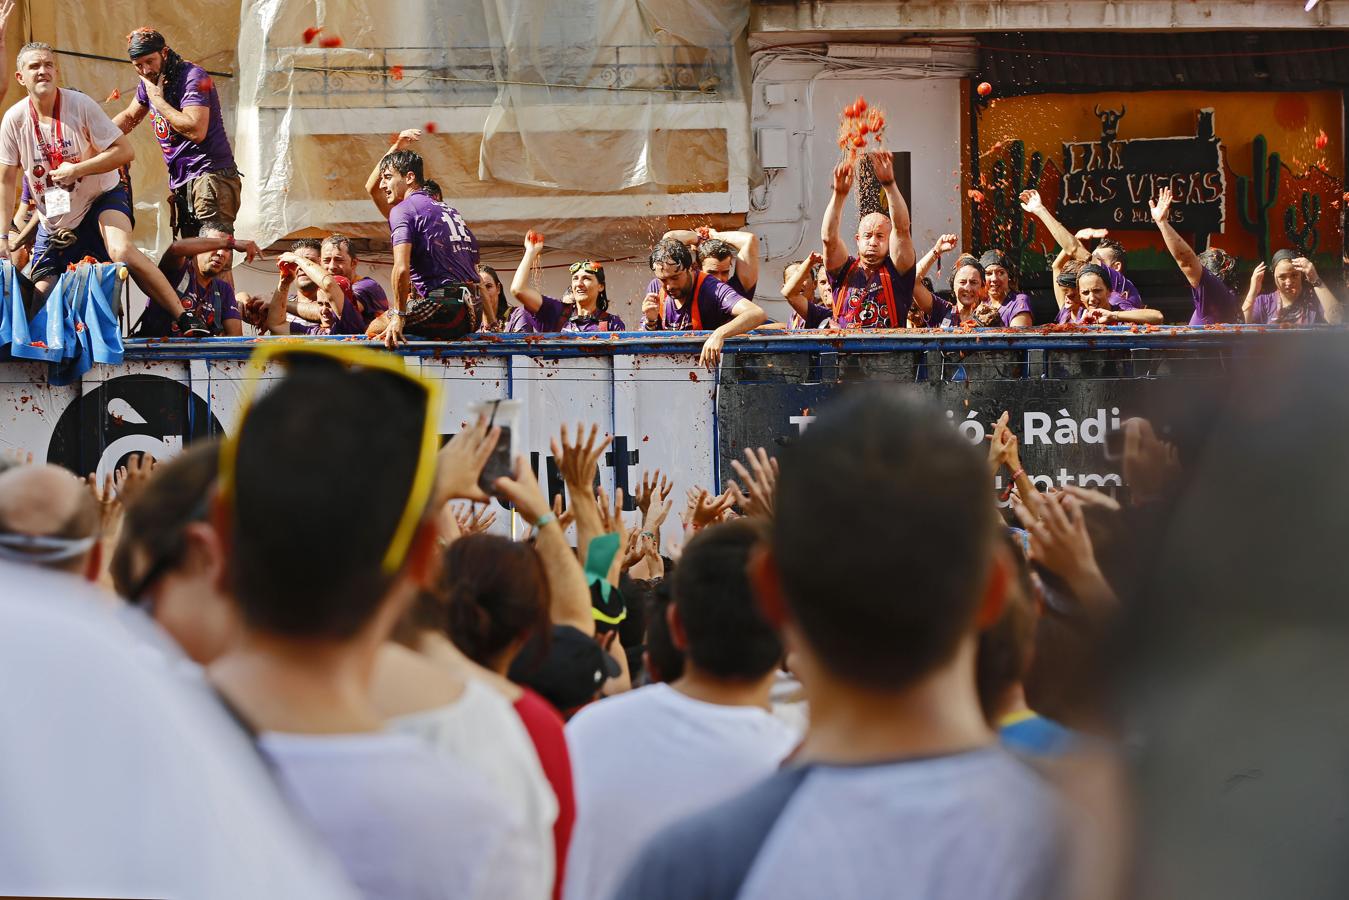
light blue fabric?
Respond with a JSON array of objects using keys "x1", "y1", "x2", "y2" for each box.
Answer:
[{"x1": 7, "y1": 262, "x2": 124, "y2": 384}]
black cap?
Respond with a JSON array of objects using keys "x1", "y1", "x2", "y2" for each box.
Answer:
[{"x1": 509, "y1": 625, "x2": 621, "y2": 714}]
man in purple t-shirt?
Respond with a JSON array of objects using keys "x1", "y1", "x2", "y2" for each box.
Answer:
[
  {"x1": 256, "y1": 239, "x2": 364, "y2": 336},
  {"x1": 1148, "y1": 186, "x2": 1240, "y2": 326},
  {"x1": 140, "y1": 225, "x2": 259, "y2": 337},
  {"x1": 639, "y1": 238, "x2": 765, "y2": 368},
  {"x1": 111, "y1": 29, "x2": 239, "y2": 238},
  {"x1": 821, "y1": 152, "x2": 929, "y2": 329},
  {"x1": 363, "y1": 136, "x2": 480, "y2": 347},
  {"x1": 320, "y1": 234, "x2": 388, "y2": 327}
]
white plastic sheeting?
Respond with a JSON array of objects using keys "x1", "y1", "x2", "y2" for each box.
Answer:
[{"x1": 232, "y1": 0, "x2": 752, "y2": 250}]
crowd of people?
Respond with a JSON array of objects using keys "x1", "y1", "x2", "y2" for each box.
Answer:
[
  {"x1": 0, "y1": 27, "x2": 1338, "y2": 374},
  {"x1": 9, "y1": 324, "x2": 1345, "y2": 899}
]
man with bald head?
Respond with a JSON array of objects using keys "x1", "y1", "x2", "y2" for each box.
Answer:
[
  {"x1": 821, "y1": 152, "x2": 929, "y2": 329},
  {"x1": 0, "y1": 464, "x2": 101, "y2": 579}
]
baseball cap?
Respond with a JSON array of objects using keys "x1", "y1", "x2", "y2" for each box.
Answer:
[{"x1": 509, "y1": 624, "x2": 621, "y2": 714}]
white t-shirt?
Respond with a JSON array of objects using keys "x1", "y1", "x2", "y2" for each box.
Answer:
[
  {"x1": 0, "y1": 88, "x2": 122, "y2": 231},
  {"x1": 563, "y1": 682, "x2": 799, "y2": 900},
  {"x1": 0, "y1": 561, "x2": 358, "y2": 900},
  {"x1": 390, "y1": 678, "x2": 559, "y2": 898},
  {"x1": 259, "y1": 730, "x2": 535, "y2": 900}
]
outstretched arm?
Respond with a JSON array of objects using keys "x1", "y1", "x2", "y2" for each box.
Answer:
[
  {"x1": 916, "y1": 233, "x2": 957, "y2": 280},
  {"x1": 1243, "y1": 263, "x2": 1266, "y2": 323},
  {"x1": 1148, "y1": 187, "x2": 1202, "y2": 288},
  {"x1": 781, "y1": 251, "x2": 824, "y2": 320},
  {"x1": 1020, "y1": 190, "x2": 1091, "y2": 261},
  {"x1": 509, "y1": 232, "x2": 545, "y2": 313},
  {"x1": 871, "y1": 152, "x2": 915, "y2": 273},
  {"x1": 698, "y1": 298, "x2": 767, "y2": 370},
  {"x1": 821, "y1": 160, "x2": 854, "y2": 273}
]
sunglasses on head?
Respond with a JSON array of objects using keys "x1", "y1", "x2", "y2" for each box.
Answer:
[
  {"x1": 218, "y1": 343, "x2": 441, "y2": 576},
  {"x1": 569, "y1": 261, "x2": 603, "y2": 276}
]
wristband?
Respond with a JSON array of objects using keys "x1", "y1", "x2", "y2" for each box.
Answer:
[
  {"x1": 387, "y1": 309, "x2": 406, "y2": 318},
  {"x1": 532, "y1": 512, "x2": 557, "y2": 531},
  {"x1": 1010, "y1": 467, "x2": 1026, "y2": 482},
  {"x1": 640, "y1": 531, "x2": 656, "y2": 540},
  {"x1": 226, "y1": 236, "x2": 237, "y2": 252}
]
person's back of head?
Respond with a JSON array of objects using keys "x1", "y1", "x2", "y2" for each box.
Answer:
[
  {"x1": 672, "y1": 519, "x2": 782, "y2": 681},
  {"x1": 112, "y1": 441, "x2": 237, "y2": 665},
  {"x1": 0, "y1": 464, "x2": 99, "y2": 577},
  {"x1": 224, "y1": 363, "x2": 429, "y2": 641},
  {"x1": 642, "y1": 575, "x2": 685, "y2": 684},
  {"x1": 438, "y1": 533, "x2": 551, "y2": 671},
  {"x1": 771, "y1": 386, "x2": 998, "y2": 691}
]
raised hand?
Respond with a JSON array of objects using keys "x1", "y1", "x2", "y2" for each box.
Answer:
[
  {"x1": 551, "y1": 423, "x2": 612, "y2": 493},
  {"x1": 491, "y1": 455, "x2": 551, "y2": 524},
  {"x1": 1292, "y1": 256, "x2": 1321, "y2": 287},
  {"x1": 1249, "y1": 262, "x2": 1267, "y2": 293},
  {"x1": 113, "y1": 452, "x2": 156, "y2": 507},
  {"x1": 1148, "y1": 186, "x2": 1173, "y2": 225},
  {"x1": 551, "y1": 494, "x2": 575, "y2": 531},
  {"x1": 453, "y1": 502, "x2": 498, "y2": 535},
  {"x1": 868, "y1": 151, "x2": 895, "y2": 185},
  {"x1": 686, "y1": 487, "x2": 734, "y2": 529},
  {"x1": 1018, "y1": 189, "x2": 1044, "y2": 214},
  {"x1": 1074, "y1": 227, "x2": 1109, "y2": 242},
  {"x1": 434, "y1": 415, "x2": 501, "y2": 505},
  {"x1": 933, "y1": 233, "x2": 958, "y2": 254},
  {"x1": 635, "y1": 469, "x2": 672, "y2": 516},
  {"x1": 725, "y1": 447, "x2": 777, "y2": 520},
  {"x1": 1122, "y1": 418, "x2": 1181, "y2": 505},
  {"x1": 392, "y1": 128, "x2": 421, "y2": 149},
  {"x1": 831, "y1": 159, "x2": 855, "y2": 196}
]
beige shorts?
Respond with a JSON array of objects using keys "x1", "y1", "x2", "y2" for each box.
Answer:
[{"x1": 176, "y1": 170, "x2": 241, "y2": 234}]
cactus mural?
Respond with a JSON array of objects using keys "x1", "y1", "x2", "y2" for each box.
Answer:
[
  {"x1": 1236, "y1": 134, "x2": 1281, "y2": 262},
  {"x1": 982, "y1": 141, "x2": 1043, "y2": 272},
  {"x1": 1283, "y1": 190, "x2": 1321, "y2": 258}
]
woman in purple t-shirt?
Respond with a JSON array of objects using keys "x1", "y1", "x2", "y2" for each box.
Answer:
[
  {"x1": 1148, "y1": 186, "x2": 1242, "y2": 326},
  {"x1": 978, "y1": 250, "x2": 1034, "y2": 327},
  {"x1": 1243, "y1": 248, "x2": 1342, "y2": 326},
  {"x1": 507, "y1": 233, "x2": 626, "y2": 333}
]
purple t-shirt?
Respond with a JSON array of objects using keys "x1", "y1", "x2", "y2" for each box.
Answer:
[
  {"x1": 136, "y1": 63, "x2": 236, "y2": 190},
  {"x1": 506, "y1": 295, "x2": 626, "y2": 333},
  {"x1": 142, "y1": 256, "x2": 239, "y2": 336},
  {"x1": 641, "y1": 275, "x2": 745, "y2": 331},
  {"x1": 388, "y1": 191, "x2": 480, "y2": 295},
  {"x1": 1189, "y1": 269, "x2": 1241, "y2": 326},
  {"x1": 287, "y1": 277, "x2": 365, "y2": 336},
  {"x1": 1056, "y1": 305, "x2": 1088, "y2": 325},
  {"x1": 1105, "y1": 268, "x2": 1143, "y2": 311},
  {"x1": 927, "y1": 296, "x2": 962, "y2": 328},
  {"x1": 997, "y1": 293, "x2": 1033, "y2": 326},
  {"x1": 827, "y1": 256, "x2": 916, "y2": 329},
  {"x1": 1248, "y1": 291, "x2": 1326, "y2": 326},
  {"x1": 352, "y1": 276, "x2": 388, "y2": 326},
  {"x1": 790, "y1": 301, "x2": 831, "y2": 329}
]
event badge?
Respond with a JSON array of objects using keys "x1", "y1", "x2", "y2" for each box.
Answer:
[{"x1": 43, "y1": 187, "x2": 71, "y2": 217}]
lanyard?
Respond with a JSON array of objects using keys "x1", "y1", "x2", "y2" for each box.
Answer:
[
  {"x1": 28, "y1": 91, "x2": 65, "y2": 169},
  {"x1": 661, "y1": 272, "x2": 706, "y2": 330},
  {"x1": 833, "y1": 260, "x2": 896, "y2": 327}
]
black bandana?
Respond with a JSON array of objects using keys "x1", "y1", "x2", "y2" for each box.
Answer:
[{"x1": 127, "y1": 28, "x2": 166, "y2": 59}]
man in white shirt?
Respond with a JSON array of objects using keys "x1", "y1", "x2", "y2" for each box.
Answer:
[
  {"x1": 613, "y1": 388, "x2": 1067, "y2": 900},
  {"x1": 208, "y1": 355, "x2": 534, "y2": 899},
  {"x1": 565, "y1": 519, "x2": 799, "y2": 900},
  {"x1": 0, "y1": 42, "x2": 210, "y2": 335}
]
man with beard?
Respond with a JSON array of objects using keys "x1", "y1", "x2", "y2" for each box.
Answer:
[
  {"x1": 640, "y1": 238, "x2": 765, "y2": 369},
  {"x1": 253, "y1": 238, "x2": 364, "y2": 336},
  {"x1": 320, "y1": 234, "x2": 388, "y2": 328},
  {"x1": 112, "y1": 29, "x2": 240, "y2": 238},
  {"x1": 821, "y1": 152, "x2": 929, "y2": 329},
  {"x1": 139, "y1": 225, "x2": 259, "y2": 336}
]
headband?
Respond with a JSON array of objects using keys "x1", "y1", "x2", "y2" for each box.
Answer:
[
  {"x1": 1079, "y1": 263, "x2": 1113, "y2": 284},
  {"x1": 127, "y1": 28, "x2": 166, "y2": 59},
  {"x1": 979, "y1": 250, "x2": 1011, "y2": 271}
]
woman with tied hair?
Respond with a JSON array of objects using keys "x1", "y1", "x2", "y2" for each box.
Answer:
[
  {"x1": 1053, "y1": 256, "x2": 1089, "y2": 324},
  {"x1": 978, "y1": 249, "x2": 1035, "y2": 327},
  {"x1": 1077, "y1": 264, "x2": 1164, "y2": 325},
  {"x1": 1243, "y1": 247, "x2": 1342, "y2": 326},
  {"x1": 507, "y1": 233, "x2": 626, "y2": 333},
  {"x1": 912, "y1": 257, "x2": 1002, "y2": 328},
  {"x1": 475, "y1": 263, "x2": 508, "y2": 331},
  {"x1": 1149, "y1": 186, "x2": 1241, "y2": 326}
]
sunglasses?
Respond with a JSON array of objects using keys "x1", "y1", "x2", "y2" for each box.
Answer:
[
  {"x1": 218, "y1": 343, "x2": 441, "y2": 576},
  {"x1": 569, "y1": 261, "x2": 603, "y2": 276}
]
